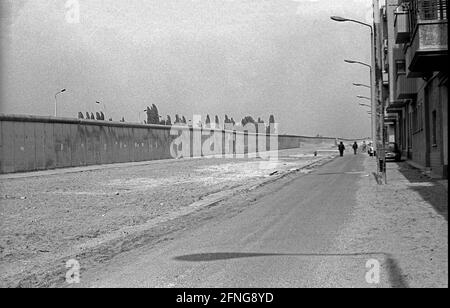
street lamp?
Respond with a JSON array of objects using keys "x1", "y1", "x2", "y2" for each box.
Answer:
[
  {"x1": 331, "y1": 14, "x2": 384, "y2": 182},
  {"x1": 345, "y1": 58, "x2": 375, "y2": 150},
  {"x1": 357, "y1": 95, "x2": 371, "y2": 101},
  {"x1": 54, "y1": 89, "x2": 67, "y2": 117},
  {"x1": 344, "y1": 59, "x2": 372, "y2": 69},
  {"x1": 330, "y1": 15, "x2": 373, "y2": 30},
  {"x1": 353, "y1": 83, "x2": 371, "y2": 89}
]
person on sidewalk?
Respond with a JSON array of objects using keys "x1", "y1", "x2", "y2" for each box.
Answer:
[
  {"x1": 352, "y1": 142, "x2": 358, "y2": 155},
  {"x1": 338, "y1": 142, "x2": 345, "y2": 157}
]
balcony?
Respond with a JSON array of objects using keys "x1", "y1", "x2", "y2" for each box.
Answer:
[
  {"x1": 396, "y1": 73, "x2": 417, "y2": 100},
  {"x1": 406, "y1": 0, "x2": 448, "y2": 76},
  {"x1": 394, "y1": 11, "x2": 410, "y2": 44},
  {"x1": 386, "y1": 100, "x2": 407, "y2": 113},
  {"x1": 384, "y1": 114, "x2": 397, "y2": 126}
]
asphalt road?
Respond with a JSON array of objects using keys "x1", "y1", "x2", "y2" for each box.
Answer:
[{"x1": 74, "y1": 153, "x2": 385, "y2": 287}]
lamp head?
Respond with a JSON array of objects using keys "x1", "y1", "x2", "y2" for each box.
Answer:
[{"x1": 331, "y1": 16, "x2": 348, "y2": 22}]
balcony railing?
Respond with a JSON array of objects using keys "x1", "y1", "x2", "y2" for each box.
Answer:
[
  {"x1": 396, "y1": 73, "x2": 417, "y2": 100},
  {"x1": 406, "y1": 0, "x2": 448, "y2": 74},
  {"x1": 411, "y1": 0, "x2": 447, "y2": 28}
]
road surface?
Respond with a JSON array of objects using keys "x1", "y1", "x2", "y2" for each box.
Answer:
[{"x1": 74, "y1": 153, "x2": 396, "y2": 288}]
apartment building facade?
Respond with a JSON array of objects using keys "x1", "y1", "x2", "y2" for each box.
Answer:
[{"x1": 380, "y1": 0, "x2": 448, "y2": 178}]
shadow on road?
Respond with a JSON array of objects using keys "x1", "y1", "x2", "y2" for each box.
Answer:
[
  {"x1": 395, "y1": 162, "x2": 448, "y2": 221},
  {"x1": 174, "y1": 252, "x2": 382, "y2": 262},
  {"x1": 313, "y1": 171, "x2": 367, "y2": 176},
  {"x1": 385, "y1": 256, "x2": 409, "y2": 288},
  {"x1": 173, "y1": 252, "x2": 409, "y2": 288}
]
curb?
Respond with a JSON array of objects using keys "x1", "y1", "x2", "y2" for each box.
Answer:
[{"x1": 248, "y1": 154, "x2": 338, "y2": 190}]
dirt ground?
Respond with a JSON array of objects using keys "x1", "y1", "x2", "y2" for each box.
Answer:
[{"x1": 0, "y1": 146, "x2": 337, "y2": 287}]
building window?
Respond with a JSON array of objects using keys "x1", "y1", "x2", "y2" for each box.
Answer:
[
  {"x1": 408, "y1": 110, "x2": 412, "y2": 151},
  {"x1": 403, "y1": 118, "x2": 407, "y2": 149},
  {"x1": 432, "y1": 110, "x2": 437, "y2": 146},
  {"x1": 412, "y1": 102, "x2": 424, "y2": 134},
  {"x1": 419, "y1": 103, "x2": 423, "y2": 131}
]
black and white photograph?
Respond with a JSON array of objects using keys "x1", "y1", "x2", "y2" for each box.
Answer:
[{"x1": 0, "y1": 0, "x2": 448, "y2": 291}]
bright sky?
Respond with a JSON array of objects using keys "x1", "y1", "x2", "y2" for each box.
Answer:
[{"x1": 1, "y1": 0, "x2": 373, "y2": 138}]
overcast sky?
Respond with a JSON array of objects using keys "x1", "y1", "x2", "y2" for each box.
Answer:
[{"x1": 1, "y1": 0, "x2": 374, "y2": 138}]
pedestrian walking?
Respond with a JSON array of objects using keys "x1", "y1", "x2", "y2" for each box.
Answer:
[
  {"x1": 338, "y1": 142, "x2": 345, "y2": 157},
  {"x1": 352, "y1": 142, "x2": 358, "y2": 155},
  {"x1": 361, "y1": 141, "x2": 367, "y2": 152}
]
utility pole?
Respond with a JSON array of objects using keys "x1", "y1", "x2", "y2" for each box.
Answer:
[
  {"x1": 331, "y1": 13, "x2": 382, "y2": 183},
  {"x1": 373, "y1": 0, "x2": 386, "y2": 184}
]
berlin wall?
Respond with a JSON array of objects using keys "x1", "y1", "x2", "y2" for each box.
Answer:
[{"x1": 0, "y1": 114, "x2": 338, "y2": 174}]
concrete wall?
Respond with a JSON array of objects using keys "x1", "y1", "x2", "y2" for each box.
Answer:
[
  {"x1": 0, "y1": 116, "x2": 176, "y2": 174},
  {"x1": 0, "y1": 115, "x2": 338, "y2": 174}
]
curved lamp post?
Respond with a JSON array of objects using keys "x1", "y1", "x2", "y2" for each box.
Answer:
[
  {"x1": 54, "y1": 89, "x2": 67, "y2": 117},
  {"x1": 331, "y1": 14, "x2": 384, "y2": 183},
  {"x1": 353, "y1": 83, "x2": 371, "y2": 89},
  {"x1": 345, "y1": 57, "x2": 376, "y2": 154},
  {"x1": 357, "y1": 95, "x2": 371, "y2": 101},
  {"x1": 345, "y1": 59, "x2": 372, "y2": 69}
]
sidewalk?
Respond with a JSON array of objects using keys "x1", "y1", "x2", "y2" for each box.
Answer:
[
  {"x1": 316, "y1": 155, "x2": 448, "y2": 287},
  {"x1": 403, "y1": 159, "x2": 448, "y2": 191}
]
